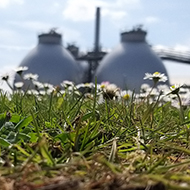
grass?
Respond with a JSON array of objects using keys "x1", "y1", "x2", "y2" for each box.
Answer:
[{"x1": 1, "y1": 73, "x2": 190, "y2": 189}]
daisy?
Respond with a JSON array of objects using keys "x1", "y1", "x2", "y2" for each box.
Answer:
[
  {"x1": 1, "y1": 74, "x2": 9, "y2": 81},
  {"x1": 15, "y1": 66, "x2": 28, "y2": 76},
  {"x1": 169, "y1": 84, "x2": 184, "y2": 95},
  {"x1": 102, "y1": 83, "x2": 120, "y2": 100},
  {"x1": 14, "y1": 82, "x2": 24, "y2": 89},
  {"x1": 60, "y1": 80, "x2": 74, "y2": 88},
  {"x1": 23, "y1": 73, "x2": 39, "y2": 81},
  {"x1": 144, "y1": 72, "x2": 168, "y2": 84}
]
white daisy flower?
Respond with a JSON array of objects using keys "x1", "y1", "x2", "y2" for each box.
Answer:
[
  {"x1": 14, "y1": 82, "x2": 24, "y2": 89},
  {"x1": 15, "y1": 66, "x2": 28, "y2": 75},
  {"x1": 169, "y1": 84, "x2": 184, "y2": 95},
  {"x1": 1, "y1": 74, "x2": 9, "y2": 81},
  {"x1": 61, "y1": 80, "x2": 74, "y2": 88},
  {"x1": 119, "y1": 90, "x2": 133, "y2": 101},
  {"x1": 144, "y1": 72, "x2": 168, "y2": 83},
  {"x1": 23, "y1": 73, "x2": 39, "y2": 81},
  {"x1": 32, "y1": 81, "x2": 44, "y2": 89}
]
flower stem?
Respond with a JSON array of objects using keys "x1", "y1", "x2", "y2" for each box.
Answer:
[
  {"x1": 6, "y1": 81, "x2": 14, "y2": 91},
  {"x1": 176, "y1": 93, "x2": 184, "y2": 123}
]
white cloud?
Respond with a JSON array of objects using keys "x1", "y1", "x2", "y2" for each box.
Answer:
[
  {"x1": 62, "y1": 0, "x2": 140, "y2": 22},
  {"x1": 6, "y1": 22, "x2": 83, "y2": 48},
  {"x1": 0, "y1": 44, "x2": 31, "y2": 51},
  {"x1": 8, "y1": 20, "x2": 83, "y2": 44},
  {"x1": 9, "y1": 21, "x2": 54, "y2": 32},
  {"x1": 102, "y1": 9, "x2": 126, "y2": 21},
  {"x1": 111, "y1": 0, "x2": 141, "y2": 9},
  {"x1": 53, "y1": 2, "x2": 60, "y2": 8},
  {"x1": 0, "y1": 0, "x2": 24, "y2": 8},
  {"x1": 0, "y1": 28, "x2": 22, "y2": 45},
  {"x1": 0, "y1": 0, "x2": 9, "y2": 8},
  {"x1": 145, "y1": 16, "x2": 160, "y2": 24},
  {"x1": 62, "y1": 0, "x2": 106, "y2": 22},
  {"x1": 60, "y1": 27, "x2": 82, "y2": 43}
]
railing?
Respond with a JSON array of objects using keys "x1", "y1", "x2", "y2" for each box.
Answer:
[{"x1": 152, "y1": 47, "x2": 190, "y2": 64}]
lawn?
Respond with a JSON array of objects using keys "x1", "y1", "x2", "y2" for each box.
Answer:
[{"x1": 0, "y1": 71, "x2": 190, "y2": 190}]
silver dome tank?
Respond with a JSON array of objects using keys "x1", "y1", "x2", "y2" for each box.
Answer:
[
  {"x1": 94, "y1": 27, "x2": 169, "y2": 91},
  {"x1": 14, "y1": 30, "x2": 82, "y2": 86}
]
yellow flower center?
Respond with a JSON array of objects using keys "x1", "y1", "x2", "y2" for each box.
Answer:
[
  {"x1": 123, "y1": 94, "x2": 130, "y2": 100},
  {"x1": 153, "y1": 72, "x2": 160, "y2": 75},
  {"x1": 100, "y1": 84, "x2": 106, "y2": 88}
]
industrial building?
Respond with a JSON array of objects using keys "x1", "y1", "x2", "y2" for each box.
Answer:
[
  {"x1": 14, "y1": 29, "x2": 83, "y2": 87},
  {"x1": 14, "y1": 7, "x2": 172, "y2": 91},
  {"x1": 94, "y1": 26, "x2": 170, "y2": 91}
]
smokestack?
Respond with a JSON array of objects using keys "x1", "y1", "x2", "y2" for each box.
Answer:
[{"x1": 94, "y1": 7, "x2": 100, "y2": 53}]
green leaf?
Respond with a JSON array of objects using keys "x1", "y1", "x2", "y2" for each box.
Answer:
[
  {"x1": 1, "y1": 122, "x2": 14, "y2": 131},
  {"x1": 55, "y1": 133, "x2": 69, "y2": 144},
  {"x1": 14, "y1": 115, "x2": 33, "y2": 131},
  {"x1": 39, "y1": 138, "x2": 55, "y2": 166},
  {"x1": 14, "y1": 144, "x2": 30, "y2": 157},
  {"x1": 0, "y1": 137, "x2": 11, "y2": 147},
  {"x1": 57, "y1": 96, "x2": 64, "y2": 109},
  {"x1": 6, "y1": 131, "x2": 16, "y2": 140},
  {"x1": 10, "y1": 114, "x2": 22, "y2": 123},
  {"x1": 0, "y1": 112, "x2": 6, "y2": 128},
  {"x1": 81, "y1": 112, "x2": 94, "y2": 122},
  {"x1": 21, "y1": 126, "x2": 33, "y2": 134},
  {"x1": 28, "y1": 132, "x2": 38, "y2": 143},
  {"x1": 17, "y1": 133, "x2": 31, "y2": 141}
]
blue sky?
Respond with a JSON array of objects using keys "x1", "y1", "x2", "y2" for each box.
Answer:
[{"x1": 0, "y1": 0, "x2": 190, "y2": 85}]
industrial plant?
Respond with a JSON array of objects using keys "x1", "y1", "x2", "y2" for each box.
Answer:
[{"x1": 14, "y1": 7, "x2": 190, "y2": 91}]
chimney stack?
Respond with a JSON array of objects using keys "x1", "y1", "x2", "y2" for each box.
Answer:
[{"x1": 94, "y1": 7, "x2": 100, "y2": 53}]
